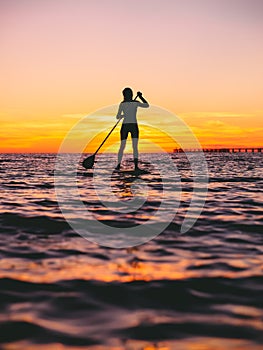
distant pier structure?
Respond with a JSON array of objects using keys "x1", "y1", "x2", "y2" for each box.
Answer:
[{"x1": 173, "y1": 147, "x2": 262, "y2": 153}]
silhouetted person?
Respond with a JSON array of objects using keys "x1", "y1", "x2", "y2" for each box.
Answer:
[{"x1": 115, "y1": 88, "x2": 149, "y2": 170}]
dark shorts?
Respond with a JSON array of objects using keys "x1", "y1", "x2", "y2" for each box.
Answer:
[{"x1": 120, "y1": 123, "x2": 139, "y2": 140}]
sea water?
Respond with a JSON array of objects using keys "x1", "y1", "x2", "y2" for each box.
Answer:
[{"x1": 0, "y1": 152, "x2": 262, "y2": 349}]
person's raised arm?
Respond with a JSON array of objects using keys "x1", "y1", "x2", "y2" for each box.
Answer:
[{"x1": 137, "y1": 91, "x2": 149, "y2": 108}]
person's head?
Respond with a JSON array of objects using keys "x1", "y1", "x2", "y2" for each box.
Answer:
[{"x1": 122, "y1": 87, "x2": 133, "y2": 102}]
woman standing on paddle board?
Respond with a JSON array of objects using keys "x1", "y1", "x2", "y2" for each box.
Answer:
[{"x1": 115, "y1": 87, "x2": 149, "y2": 170}]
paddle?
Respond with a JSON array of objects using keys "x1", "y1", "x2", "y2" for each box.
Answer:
[{"x1": 82, "y1": 94, "x2": 139, "y2": 169}]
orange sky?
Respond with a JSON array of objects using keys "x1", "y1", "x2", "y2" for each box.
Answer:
[{"x1": 1, "y1": 0, "x2": 263, "y2": 153}]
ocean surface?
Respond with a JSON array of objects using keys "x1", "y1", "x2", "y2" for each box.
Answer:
[{"x1": 0, "y1": 152, "x2": 263, "y2": 350}]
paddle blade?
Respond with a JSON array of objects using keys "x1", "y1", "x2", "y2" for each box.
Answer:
[{"x1": 82, "y1": 154, "x2": 95, "y2": 169}]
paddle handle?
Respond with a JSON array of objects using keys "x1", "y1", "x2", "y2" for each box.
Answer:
[{"x1": 94, "y1": 93, "x2": 139, "y2": 155}]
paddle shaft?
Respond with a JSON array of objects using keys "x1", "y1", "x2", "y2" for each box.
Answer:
[
  {"x1": 94, "y1": 119, "x2": 120, "y2": 155},
  {"x1": 93, "y1": 94, "x2": 139, "y2": 156}
]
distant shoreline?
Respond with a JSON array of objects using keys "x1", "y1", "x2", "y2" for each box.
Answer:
[
  {"x1": 173, "y1": 147, "x2": 263, "y2": 153},
  {"x1": 0, "y1": 149, "x2": 263, "y2": 154}
]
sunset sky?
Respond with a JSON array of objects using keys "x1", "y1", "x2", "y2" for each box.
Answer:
[{"x1": 1, "y1": 0, "x2": 263, "y2": 152}]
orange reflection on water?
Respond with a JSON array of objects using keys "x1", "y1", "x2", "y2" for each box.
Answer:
[
  {"x1": 0, "y1": 257, "x2": 188, "y2": 284},
  {"x1": 0, "y1": 254, "x2": 262, "y2": 284},
  {"x1": 4, "y1": 338, "x2": 263, "y2": 350}
]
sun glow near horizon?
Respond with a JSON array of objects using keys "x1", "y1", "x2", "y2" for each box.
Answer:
[{"x1": 1, "y1": 109, "x2": 262, "y2": 154}]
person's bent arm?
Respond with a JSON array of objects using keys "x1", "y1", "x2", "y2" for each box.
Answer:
[{"x1": 137, "y1": 92, "x2": 149, "y2": 108}]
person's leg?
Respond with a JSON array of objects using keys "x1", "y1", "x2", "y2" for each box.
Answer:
[
  {"x1": 116, "y1": 124, "x2": 128, "y2": 169},
  {"x1": 132, "y1": 124, "x2": 139, "y2": 170},
  {"x1": 132, "y1": 138, "x2": 139, "y2": 169},
  {"x1": 116, "y1": 139, "x2": 126, "y2": 169}
]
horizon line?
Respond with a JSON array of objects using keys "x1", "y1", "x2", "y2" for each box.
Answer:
[{"x1": 1, "y1": 147, "x2": 263, "y2": 155}]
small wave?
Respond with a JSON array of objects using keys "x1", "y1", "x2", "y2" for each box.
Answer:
[
  {"x1": 32, "y1": 199, "x2": 58, "y2": 207},
  {"x1": 209, "y1": 177, "x2": 263, "y2": 183},
  {"x1": 0, "y1": 320, "x2": 98, "y2": 346},
  {"x1": 0, "y1": 213, "x2": 70, "y2": 234}
]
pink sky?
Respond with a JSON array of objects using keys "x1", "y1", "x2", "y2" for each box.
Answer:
[{"x1": 0, "y1": 0, "x2": 263, "y2": 151}]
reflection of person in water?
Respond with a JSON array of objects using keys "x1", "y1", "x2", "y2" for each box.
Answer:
[{"x1": 115, "y1": 87, "x2": 149, "y2": 170}]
